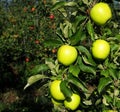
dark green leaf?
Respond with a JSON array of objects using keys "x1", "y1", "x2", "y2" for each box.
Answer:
[
  {"x1": 43, "y1": 39, "x2": 63, "y2": 47},
  {"x1": 60, "y1": 80, "x2": 72, "y2": 98},
  {"x1": 68, "y1": 73, "x2": 88, "y2": 93},
  {"x1": 97, "y1": 77, "x2": 112, "y2": 93},
  {"x1": 77, "y1": 56, "x2": 96, "y2": 75},
  {"x1": 69, "y1": 28, "x2": 83, "y2": 45},
  {"x1": 72, "y1": 16, "x2": 86, "y2": 32}
]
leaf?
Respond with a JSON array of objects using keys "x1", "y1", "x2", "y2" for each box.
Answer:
[
  {"x1": 97, "y1": 77, "x2": 112, "y2": 93},
  {"x1": 72, "y1": 16, "x2": 86, "y2": 32},
  {"x1": 77, "y1": 56, "x2": 96, "y2": 75},
  {"x1": 69, "y1": 27, "x2": 83, "y2": 45},
  {"x1": 63, "y1": 24, "x2": 69, "y2": 38},
  {"x1": 58, "y1": 8, "x2": 67, "y2": 17},
  {"x1": 30, "y1": 64, "x2": 49, "y2": 75},
  {"x1": 68, "y1": 73, "x2": 88, "y2": 93},
  {"x1": 86, "y1": 20, "x2": 94, "y2": 41},
  {"x1": 100, "y1": 69, "x2": 109, "y2": 77},
  {"x1": 45, "y1": 59, "x2": 59, "y2": 76},
  {"x1": 43, "y1": 39, "x2": 63, "y2": 47},
  {"x1": 82, "y1": 0, "x2": 90, "y2": 5},
  {"x1": 64, "y1": 2, "x2": 77, "y2": 7},
  {"x1": 118, "y1": 71, "x2": 120, "y2": 79},
  {"x1": 24, "y1": 74, "x2": 49, "y2": 90},
  {"x1": 60, "y1": 80, "x2": 72, "y2": 99},
  {"x1": 51, "y1": 1, "x2": 66, "y2": 11},
  {"x1": 82, "y1": 55, "x2": 95, "y2": 66},
  {"x1": 77, "y1": 46, "x2": 96, "y2": 66},
  {"x1": 69, "y1": 65, "x2": 80, "y2": 77},
  {"x1": 108, "y1": 69, "x2": 118, "y2": 80}
]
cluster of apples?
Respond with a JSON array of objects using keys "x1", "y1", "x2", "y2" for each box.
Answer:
[{"x1": 50, "y1": 2, "x2": 112, "y2": 111}]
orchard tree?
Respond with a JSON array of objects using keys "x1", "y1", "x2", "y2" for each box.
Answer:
[{"x1": 24, "y1": 0, "x2": 120, "y2": 112}]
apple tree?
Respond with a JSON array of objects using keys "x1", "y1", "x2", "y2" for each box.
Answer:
[{"x1": 24, "y1": 0, "x2": 120, "y2": 111}]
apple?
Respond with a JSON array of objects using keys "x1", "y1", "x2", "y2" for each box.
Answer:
[
  {"x1": 103, "y1": 110, "x2": 118, "y2": 112},
  {"x1": 90, "y1": 2, "x2": 112, "y2": 25},
  {"x1": 57, "y1": 45, "x2": 78, "y2": 66},
  {"x1": 91, "y1": 39, "x2": 110, "y2": 60},
  {"x1": 50, "y1": 80, "x2": 65, "y2": 100},
  {"x1": 64, "y1": 93, "x2": 81, "y2": 110},
  {"x1": 49, "y1": 14, "x2": 55, "y2": 20},
  {"x1": 51, "y1": 98, "x2": 63, "y2": 106}
]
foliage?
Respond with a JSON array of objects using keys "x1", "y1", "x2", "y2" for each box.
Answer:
[{"x1": 0, "y1": 0, "x2": 120, "y2": 112}]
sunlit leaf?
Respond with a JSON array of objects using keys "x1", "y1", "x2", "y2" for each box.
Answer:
[
  {"x1": 24, "y1": 74, "x2": 49, "y2": 90},
  {"x1": 51, "y1": 1, "x2": 66, "y2": 11},
  {"x1": 77, "y1": 46, "x2": 96, "y2": 66},
  {"x1": 69, "y1": 65, "x2": 80, "y2": 77},
  {"x1": 64, "y1": 2, "x2": 77, "y2": 7},
  {"x1": 86, "y1": 20, "x2": 94, "y2": 41}
]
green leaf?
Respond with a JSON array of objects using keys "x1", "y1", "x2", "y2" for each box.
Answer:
[
  {"x1": 118, "y1": 71, "x2": 120, "y2": 79},
  {"x1": 77, "y1": 46, "x2": 96, "y2": 66},
  {"x1": 58, "y1": 8, "x2": 67, "y2": 17},
  {"x1": 51, "y1": 1, "x2": 66, "y2": 11},
  {"x1": 82, "y1": 0, "x2": 90, "y2": 5},
  {"x1": 86, "y1": 20, "x2": 94, "y2": 41},
  {"x1": 43, "y1": 39, "x2": 63, "y2": 47},
  {"x1": 100, "y1": 69, "x2": 109, "y2": 77},
  {"x1": 69, "y1": 27, "x2": 83, "y2": 45},
  {"x1": 69, "y1": 65, "x2": 80, "y2": 77},
  {"x1": 116, "y1": 100, "x2": 120, "y2": 108},
  {"x1": 60, "y1": 80, "x2": 72, "y2": 99},
  {"x1": 97, "y1": 77, "x2": 112, "y2": 93},
  {"x1": 30, "y1": 64, "x2": 49, "y2": 75},
  {"x1": 45, "y1": 59, "x2": 59, "y2": 76},
  {"x1": 68, "y1": 73, "x2": 88, "y2": 93},
  {"x1": 77, "y1": 56, "x2": 96, "y2": 75},
  {"x1": 72, "y1": 16, "x2": 86, "y2": 32},
  {"x1": 64, "y1": 2, "x2": 77, "y2": 7},
  {"x1": 24, "y1": 74, "x2": 49, "y2": 90},
  {"x1": 108, "y1": 69, "x2": 118, "y2": 80}
]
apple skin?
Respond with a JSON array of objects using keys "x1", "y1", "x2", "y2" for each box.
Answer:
[
  {"x1": 90, "y1": 2, "x2": 112, "y2": 25},
  {"x1": 57, "y1": 45, "x2": 78, "y2": 66},
  {"x1": 91, "y1": 39, "x2": 110, "y2": 60},
  {"x1": 103, "y1": 110, "x2": 118, "y2": 112},
  {"x1": 64, "y1": 93, "x2": 81, "y2": 110},
  {"x1": 51, "y1": 98, "x2": 63, "y2": 106},
  {"x1": 50, "y1": 80, "x2": 65, "y2": 100}
]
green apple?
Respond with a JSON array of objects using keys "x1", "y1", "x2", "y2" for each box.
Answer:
[
  {"x1": 51, "y1": 98, "x2": 63, "y2": 106},
  {"x1": 90, "y1": 2, "x2": 112, "y2": 25},
  {"x1": 50, "y1": 80, "x2": 65, "y2": 100},
  {"x1": 64, "y1": 93, "x2": 81, "y2": 110},
  {"x1": 103, "y1": 110, "x2": 118, "y2": 112},
  {"x1": 57, "y1": 45, "x2": 78, "y2": 66},
  {"x1": 91, "y1": 39, "x2": 110, "y2": 60}
]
